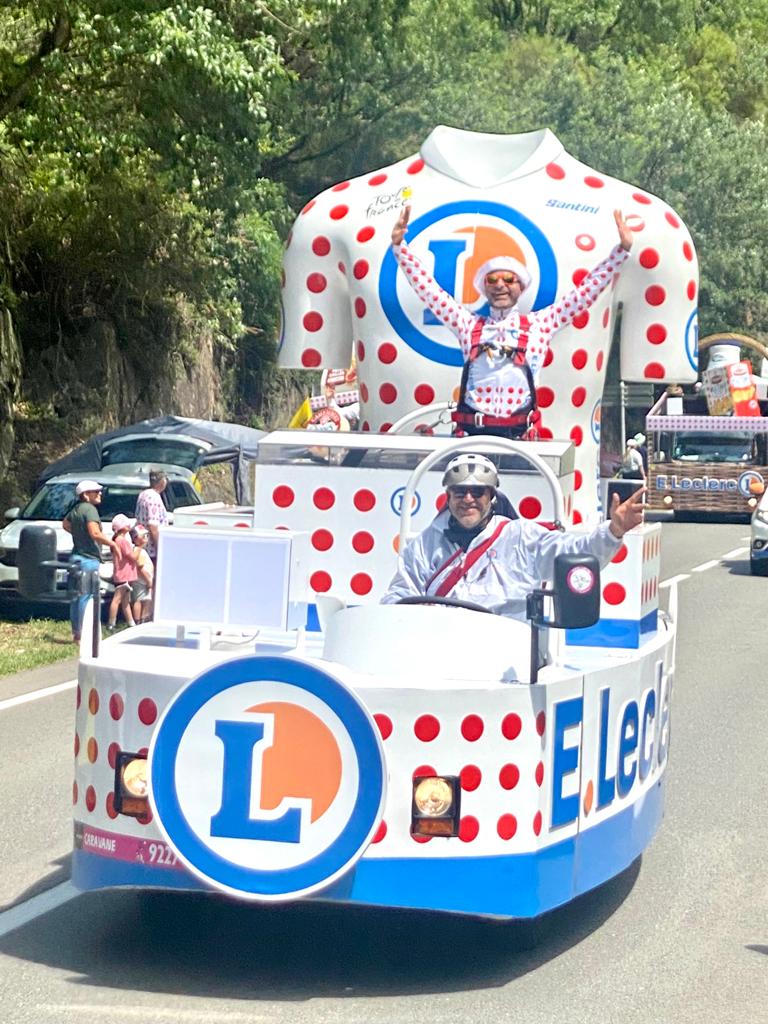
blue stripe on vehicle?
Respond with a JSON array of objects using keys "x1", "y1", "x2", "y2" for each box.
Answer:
[{"x1": 565, "y1": 609, "x2": 658, "y2": 649}]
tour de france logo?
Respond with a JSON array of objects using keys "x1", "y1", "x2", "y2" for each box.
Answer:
[
  {"x1": 379, "y1": 200, "x2": 558, "y2": 367},
  {"x1": 150, "y1": 656, "x2": 386, "y2": 900}
]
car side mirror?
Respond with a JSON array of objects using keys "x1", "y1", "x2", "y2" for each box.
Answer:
[{"x1": 4, "y1": 507, "x2": 20, "y2": 522}]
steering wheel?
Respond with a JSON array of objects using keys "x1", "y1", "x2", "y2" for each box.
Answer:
[{"x1": 395, "y1": 595, "x2": 494, "y2": 615}]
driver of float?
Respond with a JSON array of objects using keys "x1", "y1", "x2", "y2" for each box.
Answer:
[{"x1": 381, "y1": 453, "x2": 644, "y2": 620}]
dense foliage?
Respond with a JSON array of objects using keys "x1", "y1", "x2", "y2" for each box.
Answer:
[{"x1": 1, "y1": 0, "x2": 767, "y2": 440}]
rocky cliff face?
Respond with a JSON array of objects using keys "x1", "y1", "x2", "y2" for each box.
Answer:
[{"x1": 0, "y1": 306, "x2": 22, "y2": 479}]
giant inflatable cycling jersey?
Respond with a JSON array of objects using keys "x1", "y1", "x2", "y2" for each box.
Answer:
[{"x1": 279, "y1": 126, "x2": 699, "y2": 525}]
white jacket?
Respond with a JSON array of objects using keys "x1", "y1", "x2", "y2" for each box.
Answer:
[{"x1": 381, "y1": 509, "x2": 622, "y2": 620}]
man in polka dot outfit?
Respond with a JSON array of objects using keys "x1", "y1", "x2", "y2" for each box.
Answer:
[
  {"x1": 391, "y1": 205, "x2": 633, "y2": 438},
  {"x1": 382, "y1": 453, "x2": 643, "y2": 619}
]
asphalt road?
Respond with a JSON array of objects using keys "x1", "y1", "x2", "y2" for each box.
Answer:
[{"x1": 0, "y1": 520, "x2": 764, "y2": 1024}]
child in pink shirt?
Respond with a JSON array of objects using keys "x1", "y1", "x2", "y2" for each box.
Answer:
[{"x1": 107, "y1": 514, "x2": 138, "y2": 629}]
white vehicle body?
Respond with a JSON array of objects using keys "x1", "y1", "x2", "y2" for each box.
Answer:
[
  {"x1": 750, "y1": 489, "x2": 768, "y2": 574},
  {"x1": 72, "y1": 433, "x2": 675, "y2": 919}
]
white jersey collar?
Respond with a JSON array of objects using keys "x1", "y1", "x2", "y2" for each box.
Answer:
[{"x1": 419, "y1": 126, "x2": 564, "y2": 188}]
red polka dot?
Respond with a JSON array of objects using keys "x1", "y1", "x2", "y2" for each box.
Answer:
[
  {"x1": 372, "y1": 821, "x2": 387, "y2": 843},
  {"x1": 106, "y1": 792, "x2": 118, "y2": 820},
  {"x1": 312, "y1": 236, "x2": 330, "y2": 256},
  {"x1": 499, "y1": 763, "x2": 520, "y2": 789},
  {"x1": 88, "y1": 689, "x2": 99, "y2": 715},
  {"x1": 519, "y1": 496, "x2": 542, "y2": 519},
  {"x1": 644, "y1": 362, "x2": 666, "y2": 379},
  {"x1": 338, "y1": 261, "x2": 346, "y2": 275},
  {"x1": 570, "y1": 426, "x2": 583, "y2": 446},
  {"x1": 302, "y1": 312, "x2": 323, "y2": 333},
  {"x1": 571, "y1": 386, "x2": 586, "y2": 407},
  {"x1": 535, "y1": 761, "x2": 544, "y2": 787},
  {"x1": 602, "y1": 308, "x2": 610, "y2": 328},
  {"x1": 87, "y1": 737, "x2": 98, "y2": 764},
  {"x1": 538, "y1": 427, "x2": 554, "y2": 440},
  {"x1": 414, "y1": 383, "x2": 434, "y2": 405},
  {"x1": 361, "y1": 421, "x2": 370, "y2": 431},
  {"x1": 353, "y1": 489, "x2": 376, "y2": 511},
  {"x1": 665, "y1": 211, "x2": 680, "y2": 228},
  {"x1": 536, "y1": 711, "x2": 546, "y2": 736},
  {"x1": 612, "y1": 544, "x2": 628, "y2": 563},
  {"x1": 378, "y1": 342, "x2": 397, "y2": 364},
  {"x1": 435, "y1": 493, "x2": 448, "y2": 512},
  {"x1": 354, "y1": 298, "x2": 366, "y2": 318},
  {"x1": 310, "y1": 571, "x2": 332, "y2": 592},
  {"x1": 584, "y1": 175, "x2": 604, "y2": 188},
  {"x1": 306, "y1": 272, "x2": 326, "y2": 293},
  {"x1": 368, "y1": 173, "x2": 387, "y2": 186},
  {"x1": 575, "y1": 234, "x2": 595, "y2": 251},
  {"x1": 72, "y1": 782, "x2": 78, "y2": 805},
  {"x1": 137, "y1": 808, "x2": 153, "y2": 826},
  {"x1": 411, "y1": 834, "x2": 431, "y2": 844},
  {"x1": 353, "y1": 259, "x2": 369, "y2": 280},
  {"x1": 687, "y1": 280, "x2": 696, "y2": 300},
  {"x1": 546, "y1": 162, "x2": 565, "y2": 179},
  {"x1": 352, "y1": 531, "x2": 374, "y2": 554},
  {"x1": 632, "y1": 192, "x2": 652, "y2": 205},
  {"x1": 639, "y1": 248, "x2": 660, "y2": 269},
  {"x1": 413, "y1": 764, "x2": 436, "y2": 779},
  {"x1": 573, "y1": 509, "x2": 583, "y2": 524},
  {"x1": 572, "y1": 268, "x2": 588, "y2": 286},
  {"x1": 109, "y1": 694, "x2": 124, "y2": 720},
  {"x1": 645, "y1": 286, "x2": 666, "y2": 307},
  {"x1": 360, "y1": 382, "x2": 369, "y2": 403},
  {"x1": 350, "y1": 572, "x2": 372, "y2": 595},
  {"x1": 459, "y1": 816, "x2": 479, "y2": 842},
  {"x1": 596, "y1": 351, "x2": 605, "y2": 371},
  {"x1": 683, "y1": 241, "x2": 694, "y2": 261},
  {"x1": 374, "y1": 714, "x2": 392, "y2": 740},
  {"x1": 301, "y1": 348, "x2": 322, "y2": 367},
  {"x1": 533, "y1": 811, "x2": 543, "y2": 836},
  {"x1": 574, "y1": 470, "x2": 583, "y2": 490},
  {"x1": 543, "y1": 349, "x2": 554, "y2": 367},
  {"x1": 138, "y1": 698, "x2": 157, "y2": 726},
  {"x1": 572, "y1": 311, "x2": 589, "y2": 330},
  {"x1": 603, "y1": 582, "x2": 626, "y2": 605},
  {"x1": 301, "y1": 199, "x2": 315, "y2": 215},
  {"x1": 74, "y1": 733, "x2": 80, "y2": 756},
  {"x1": 414, "y1": 715, "x2": 440, "y2": 741},
  {"x1": 407, "y1": 159, "x2": 425, "y2": 174},
  {"x1": 572, "y1": 349, "x2": 588, "y2": 370},
  {"x1": 461, "y1": 715, "x2": 484, "y2": 741},
  {"x1": 502, "y1": 713, "x2": 522, "y2": 740},
  {"x1": 356, "y1": 341, "x2": 365, "y2": 362},
  {"x1": 379, "y1": 383, "x2": 397, "y2": 404},
  {"x1": 647, "y1": 323, "x2": 667, "y2": 344},
  {"x1": 85, "y1": 786, "x2": 96, "y2": 812},
  {"x1": 460, "y1": 765, "x2": 482, "y2": 791},
  {"x1": 313, "y1": 487, "x2": 336, "y2": 510},
  {"x1": 498, "y1": 814, "x2": 518, "y2": 840},
  {"x1": 273, "y1": 485, "x2": 294, "y2": 508},
  {"x1": 332, "y1": 181, "x2": 350, "y2": 192},
  {"x1": 312, "y1": 529, "x2": 334, "y2": 551},
  {"x1": 76, "y1": 685, "x2": 81, "y2": 709},
  {"x1": 330, "y1": 204, "x2": 349, "y2": 220},
  {"x1": 108, "y1": 742, "x2": 121, "y2": 769},
  {"x1": 536, "y1": 386, "x2": 554, "y2": 408}
]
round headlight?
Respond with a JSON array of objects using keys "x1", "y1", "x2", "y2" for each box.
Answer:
[
  {"x1": 663, "y1": 495, "x2": 673, "y2": 505},
  {"x1": 122, "y1": 758, "x2": 148, "y2": 798},
  {"x1": 414, "y1": 777, "x2": 453, "y2": 817}
]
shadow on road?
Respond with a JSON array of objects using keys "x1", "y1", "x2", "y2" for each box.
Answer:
[{"x1": 0, "y1": 858, "x2": 641, "y2": 998}]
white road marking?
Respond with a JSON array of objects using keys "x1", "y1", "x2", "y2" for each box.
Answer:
[
  {"x1": 691, "y1": 559, "x2": 720, "y2": 573},
  {"x1": 659, "y1": 574, "x2": 690, "y2": 588},
  {"x1": 721, "y1": 547, "x2": 748, "y2": 559},
  {"x1": 40, "y1": 1007, "x2": 271, "y2": 1022},
  {"x1": 0, "y1": 881, "x2": 78, "y2": 939},
  {"x1": 0, "y1": 679, "x2": 76, "y2": 713}
]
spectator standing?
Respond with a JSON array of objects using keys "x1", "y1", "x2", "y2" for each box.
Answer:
[
  {"x1": 633, "y1": 432, "x2": 649, "y2": 473},
  {"x1": 62, "y1": 480, "x2": 119, "y2": 643},
  {"x1": 106, "y1": 514, "x2": 137, "y2": 630},
  {"x1": 619, "y1": 439, "x2": 646, "y2": 481},
  {"x1": 130, "y1": 524, "x2": 154, "y2": 623},
  {"x1": 134, "y1": 469, "x2": 169, "y2": 563}
]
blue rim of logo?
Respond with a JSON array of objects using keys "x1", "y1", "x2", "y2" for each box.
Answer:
[
  {"x1": 379, "y1": 201, "x2": 558, "y2": 367},
  {"x1": 590, "y1": 399, "x2": 601, "y2": 444},
  {"x1": 150, "y1": 656, "x2": 385, "y2": 897},
  {"x1": 685, "y1": 308, "x2": 699, "y2": 372},
  {"x1": 390, "y1": 486, "x2": 421, "y2": 517},
  {"x1": 738, "y1": 470, "x2": 764, "y2": 497}
]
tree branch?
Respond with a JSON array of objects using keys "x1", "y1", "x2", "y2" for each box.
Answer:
[{"x1": 0, "y1": 12, "x2": 72, "y2": 122}]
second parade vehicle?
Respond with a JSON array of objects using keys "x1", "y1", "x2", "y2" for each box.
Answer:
[{"x1": 71, "y1": 431, "x2": 675, "y2": 920}]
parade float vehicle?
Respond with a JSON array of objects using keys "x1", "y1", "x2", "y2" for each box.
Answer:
[{"x1": 69, "y1": 431, "x2": 676, "y2": 920}]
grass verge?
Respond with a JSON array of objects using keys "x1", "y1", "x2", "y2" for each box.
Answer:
[{"x1": 0, "y1": 617, "x2": 74, "y2": 676}]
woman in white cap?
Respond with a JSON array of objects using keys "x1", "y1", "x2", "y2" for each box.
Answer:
[
  {"x1": 106, "y1": 513, "x2": 138, "y2": 630},
  {"x1": 391, "y1": 205, "x2": 633, "y2": 438}
]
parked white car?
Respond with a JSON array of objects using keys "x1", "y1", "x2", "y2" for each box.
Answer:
[
  {"x1": 0, "y1": 464, "x2": 201, "y2": 594},
  {"x1": 750, "y1": 490, "x2": 768, "y2": 575}
]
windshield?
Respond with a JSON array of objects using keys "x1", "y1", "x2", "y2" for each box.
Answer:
[
  {"x1": 102, "y1": 438, "x2": 207, "y2": 471},
  {"x1": 21, "y1": 481, "x2": 200, "y2": 520},
  {"x1": 670, "y1": 432, "x2": 756, "y2": 464}
]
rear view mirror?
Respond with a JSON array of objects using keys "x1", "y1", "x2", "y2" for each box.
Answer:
[{"x1": 551, "y1": 554, "x2": 601, "y2": 629}]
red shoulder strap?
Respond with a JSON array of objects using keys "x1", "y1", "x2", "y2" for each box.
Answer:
[
  {"x1": 469, "y1": 316, "x2": 486, "y2": 361},
  {"x1": 434, "y1": 518, "x2": 511, "y2": 598},
  {"x1": 512, "y1": 314, "x2": 531, "y2": 367}
]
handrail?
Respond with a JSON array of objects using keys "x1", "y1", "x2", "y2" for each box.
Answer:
[{"x1": 387, "y1": 402, "x2": 455, "y2": 435}]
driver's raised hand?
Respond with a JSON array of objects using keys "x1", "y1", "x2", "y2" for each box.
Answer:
[
  {"x1": 608, "y1": 486, "x2": 645, "y2": 538},
  {"x1": 614, "y1": 209, "x2": 633, "y2": 252},
  {"x1": 392, "y1": 204, "x2": 411, "y2": 247}
]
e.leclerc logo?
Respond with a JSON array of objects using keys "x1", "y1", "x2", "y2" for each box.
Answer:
[
  {"x1": 380, "y1": 201, "x2": 557, "y2": 367},
  {"x1": 149, "y1": 656, "x2": 386, "y2": 900}
]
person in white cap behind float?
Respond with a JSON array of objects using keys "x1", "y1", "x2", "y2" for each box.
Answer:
[
  {"x1": 382, "y1": 452, "x2": 644, "y2": 619},
  {"x1": 62, "y1": 480, "x2": 120, "y2": 642},
  {"x1": 106, "y1": 513, "x2": 139, "y2": 631},
  {"x1": 391, "y1": 206, "x2": 634, "y2": 439}
]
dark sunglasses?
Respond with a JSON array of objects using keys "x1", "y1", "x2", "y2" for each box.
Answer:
[
  {"x1": 485, "y1": 272, "x2": 519, "y2": 285},
  {"x1": 448, "y1": 485, "x2": 488, "y2": 499}
]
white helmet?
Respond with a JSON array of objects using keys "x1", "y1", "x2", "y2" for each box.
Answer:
[{"x1": 441, "y1": 453, "x2": 499, "y2": 490}]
